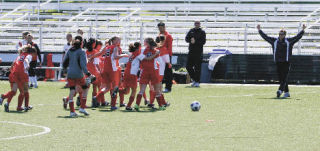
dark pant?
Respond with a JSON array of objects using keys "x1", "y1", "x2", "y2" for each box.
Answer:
[
  {"x1": 28, "y1": 61, "x2": 37, "y2": 77},
  {"x1": 186, "y1": 54, "x2": 202, "y2": 83},
  {"x1": 276, "y1": 62, "x2": 291, "y2": 92},
  {"x1": 163, "y1": 61, "x2": 173, "y2": 91}
]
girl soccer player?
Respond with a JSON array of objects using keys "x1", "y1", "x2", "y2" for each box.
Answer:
[
  {"x1": 63, "y1": 37, "x2": 93, "y2": 117},
  {"x1": 0, "y1": 45, "x2": 35, "y2": 112},
  {"x1": 134, "y1": 38, "x2": 167, "y2": 111},
  {"x1": 117, "y1": 42, "x2": 141, "y2": 111},
  {"x1": 90, "y1": 36, "x2": 128, "y2": 110}
]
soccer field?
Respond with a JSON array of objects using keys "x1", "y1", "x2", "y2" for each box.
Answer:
[{"x1": 0, "y1": 81, "x2": 320, "y2": 151}]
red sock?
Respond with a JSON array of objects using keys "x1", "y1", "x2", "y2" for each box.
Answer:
[
  {"x1": 24, "y1": 92, "x2": 29, "y2": 107},
  {"x1": 149, "y1": 90, "x2": 155, "y2": 104},
  {"x1": 96, "y1": 90, "x2": 105, "y2": 103},
  {"x1": 111, "y1": 95, "x2": 117, "y2": 107},
  {"x1": 119, "y1": 90, "x2": 125, "y2": 105},
  {"x1": 143, "y1": 92, "x2": 147, "y2": 100},
  {"x1": 156, "y1": 95, "x2": 163, "y2": 106},
  {"x1": 79, "y1": 92, "x2": 82, "y2": 100},
  {"x1": 136, "y1": 94, "x2": 142, "y2": 106},
  {"x1": 101, "y1": 94, "x2": 105, "y2": 103},
  {"x1": 127, "y1": 96, "x2": 135, "y2": 107},
  {"x1": 69, "y1": 100, "x2": 75, "y2": 112},
  {"x1": 5, "y1": 91, "x2": 16, "y2": 104},
  {"x1": 3, "y1": 91, "x2": 13, "y2": 99},
  {"x1": 161, "y1": 94, "x2": 167, "y2": 105},
  {"x1": 80, "y1": 97, "x2": 87, "y2": 109},
  {"x1": 92, "y1": 85, "x2": 97, "y2": 97},
  {"x1": 17, "y1": 93, "x2": 24, "y2": 108}
]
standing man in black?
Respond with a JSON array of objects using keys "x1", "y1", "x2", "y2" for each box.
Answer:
[
  {"x1": 185, "y1": 21, "x2": 206, "y2": 87},
  {"x1": 257, "y1": 24, "x2": 306, "y2": 98}
]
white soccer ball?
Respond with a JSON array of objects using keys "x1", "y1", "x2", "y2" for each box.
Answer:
[{"x1": 190, "y1": 101, "x2": 201, "y2": 111}]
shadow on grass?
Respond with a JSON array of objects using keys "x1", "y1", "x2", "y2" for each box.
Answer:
[
  {"x1": 185, "y1": 86, "x2": 200, "y2": 88},
  {"x1": 257, "y1": 97, "x2": 292, "y2": 100},
  {"x1": 120, "y1": 108, "x2": 158, "y2": 113},
  {"x1": 56, "y1": 115, "x2": 88, "y2": 118},
  {"x1": 6, "y1": 111, "x2": 26, "y2": 114}
]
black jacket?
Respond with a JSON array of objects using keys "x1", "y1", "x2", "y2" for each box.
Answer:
[
  {"x1": 185, "y1": 28, "x2": 206, "y2": 55},
  {"x1": 259, "y1": 30, "x2": 304, "y2": 62}
]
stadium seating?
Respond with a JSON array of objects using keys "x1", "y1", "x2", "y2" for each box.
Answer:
[{"x1": 1, "y1": 0, "x2": 320, "y2": 55}]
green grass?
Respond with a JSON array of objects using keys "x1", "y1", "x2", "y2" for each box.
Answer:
[{"x1": 0, "y1": 81, "x2": 320, "y2": 151}]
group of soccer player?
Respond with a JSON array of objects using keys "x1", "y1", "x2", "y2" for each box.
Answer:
[{"x1": 61, "y1": 22, "x2": 172, "y2": 117}]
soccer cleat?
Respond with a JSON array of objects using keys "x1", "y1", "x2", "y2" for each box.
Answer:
[
  {"x1": 62, "y1": 97, "x2": 68, "y2": 109},
  {"x1": 111, "y1": 106, "x2": 118, "y2": 110},
  {"x1": 283, "y1": 92, "x2": 290, "y2": 98},
  {"x1": 134, "y1": 104, "x2": 140, "y2": 111},
  {"x1": 91, "y1": 97, "x2": 98, "y2": 108},
  {"x1": 276, "y1": 90, "x2": 282, "y2": 98},
  {"x1": 34, "y1": 85, "x2": 38, "y2": 88},
  {"x1": 159, "y1": 106, "x2": 166, "y2": 111},
  {"x1": 4, "y1": 103, "x2": 9, "y2": 112},
  {"x1": 0, "y1": 94, "x2": 4, "y2": 105},
  {"x1": 70, "y1": 112, "x2": 78, "y2": 117},
  {"x1": 101, "y1": 101, "x2": 109, "y2": 107},
  {"x1": 120, "y1": 103, "x2": 126, "y2": 107},
  {"x1": 144, "y1": 100, "x2": 150, "y2": 105},
  {"x1": 125, "y1": 106, "x2": 133, "y2": 111},
  {"x1": 79, "y1": 108, "x2": 89, "y2": 116},
  {"x1": 29, "y1": 84, "x2": 33, "y2": 88},
  {"x1": 17, "y1": 107, "x2": 24, "y2": 112},
  {"x1": 191, "y1": 82, "x2": 196, "y2": 87},
  {"x1": 24, "y1": 106, "x2": 33, "y2": 112},
  {"x1": 76, "y1": 96, "x2": 81, "y2": 107},
  {"x1": 164, "y1": 102, "x2": 170, "y2": 107},
  {"x1": 147, "y1": 104, "x2": 154, "y2": 108},
  {"x1": 163, "y1": 88, "x2": 171, "y2": 93}
]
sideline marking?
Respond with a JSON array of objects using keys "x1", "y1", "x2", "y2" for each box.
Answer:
[{"x1": 0, "y1": 121, "x2": 51, "y2": 140}]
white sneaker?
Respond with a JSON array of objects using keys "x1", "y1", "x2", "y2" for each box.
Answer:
[
  {"x1": 79, "y1": 108, "x2": 89, "y2": 116},
  {"x1": 194, "y1": 82, "x2": 200, "y2": 87},
  {"x1": 70, "y1": 112, "x2": 78, "y2": 117},
  {"x1": 283, "y1": 92, "x2": 290, "y2": 98}
]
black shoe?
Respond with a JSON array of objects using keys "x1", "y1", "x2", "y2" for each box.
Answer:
[
  {"x1": 29, "y1": 84, "x2": 33, "y2": 88},
  {"x1": 164, "y1": 102, "x2": 170, "y2": 107},
  {"x1": 24, "y1": 106, "x2": 33, "y2": 112},
  {"x1": 91, "y1": 97, "x2": 98, "y2": 108},
  {"x1": 147, "y1": 104, "x2": 154, "y2": 108},
  {"x1": 101, "y1": 101, "x2": 109, "y2": 107},
  {"x1": 125, "y1": 106, "x2": 133, "y2": 111},
  {"x1": 4, "y1": 103, "x2": 9, "y2": 112},
  {"x1": 276, "y1": 90, "x2": 282, "y2": 98},
  {"x1": 76, "y1": 96, "x2": 81, "y2": 107},
  {"x1": 120, "y1": 103, "x2": 126, "y2": 107}
]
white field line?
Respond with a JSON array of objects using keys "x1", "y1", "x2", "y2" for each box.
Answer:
[
  {"x1": 192, "y1": 83, "x2": 320, "y2": 88},
  {"x1": 0, "y1": 121, "x2": 51, "y2": 141}
]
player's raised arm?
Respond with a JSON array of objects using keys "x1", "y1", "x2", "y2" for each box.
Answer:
[
  {"x1": 288, "y1": 24, "x2": 306, "y2": 44},
  {"x1": 257, "y1": 24, "x2": 277, "y2": 44}
]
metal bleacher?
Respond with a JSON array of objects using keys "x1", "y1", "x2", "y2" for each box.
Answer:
[{"x1": 1, "y1": 0, "x2": 320, "y2": 55}]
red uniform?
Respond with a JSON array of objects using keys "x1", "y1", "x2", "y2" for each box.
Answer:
[
  {"x1": 101, "y1": 45, "x2": 120, "y2": 88},
  {"x1": 11, "y1": 52, "x2": 31, "y2": 86},
  {"x1": 123, "y1": 50, "x2": 141, "y2": 88},
  {"x1": 86, "y1": 49, "x2": 101, "y2": 85},
  {"x1": 139, "y1": 47, "x2": 161, "y2": 85}
]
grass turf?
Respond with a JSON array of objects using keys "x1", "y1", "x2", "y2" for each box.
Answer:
[{"x1": 0, "y1": 81, "x2": 320, "y2": 151}]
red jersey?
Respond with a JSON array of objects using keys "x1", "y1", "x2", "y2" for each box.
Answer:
[
  {"x1": 124, "y1": 50, "x2": 140, "y2": 76},
  {"x1": 86, "y1": 49, "x2": 100, "y2": 75},
  {"x1": 159, "y1": 31, "x2": 173, "y2": 56},
  {"x1": 12, "y1": 52, "x2": 31, "y2": 74},
  {"x1": 140, "y1": 47, "x2": 159, "y2": 71},
  {"x1": 103, "y1": 45, "x2": 119, "y2": 72}
]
